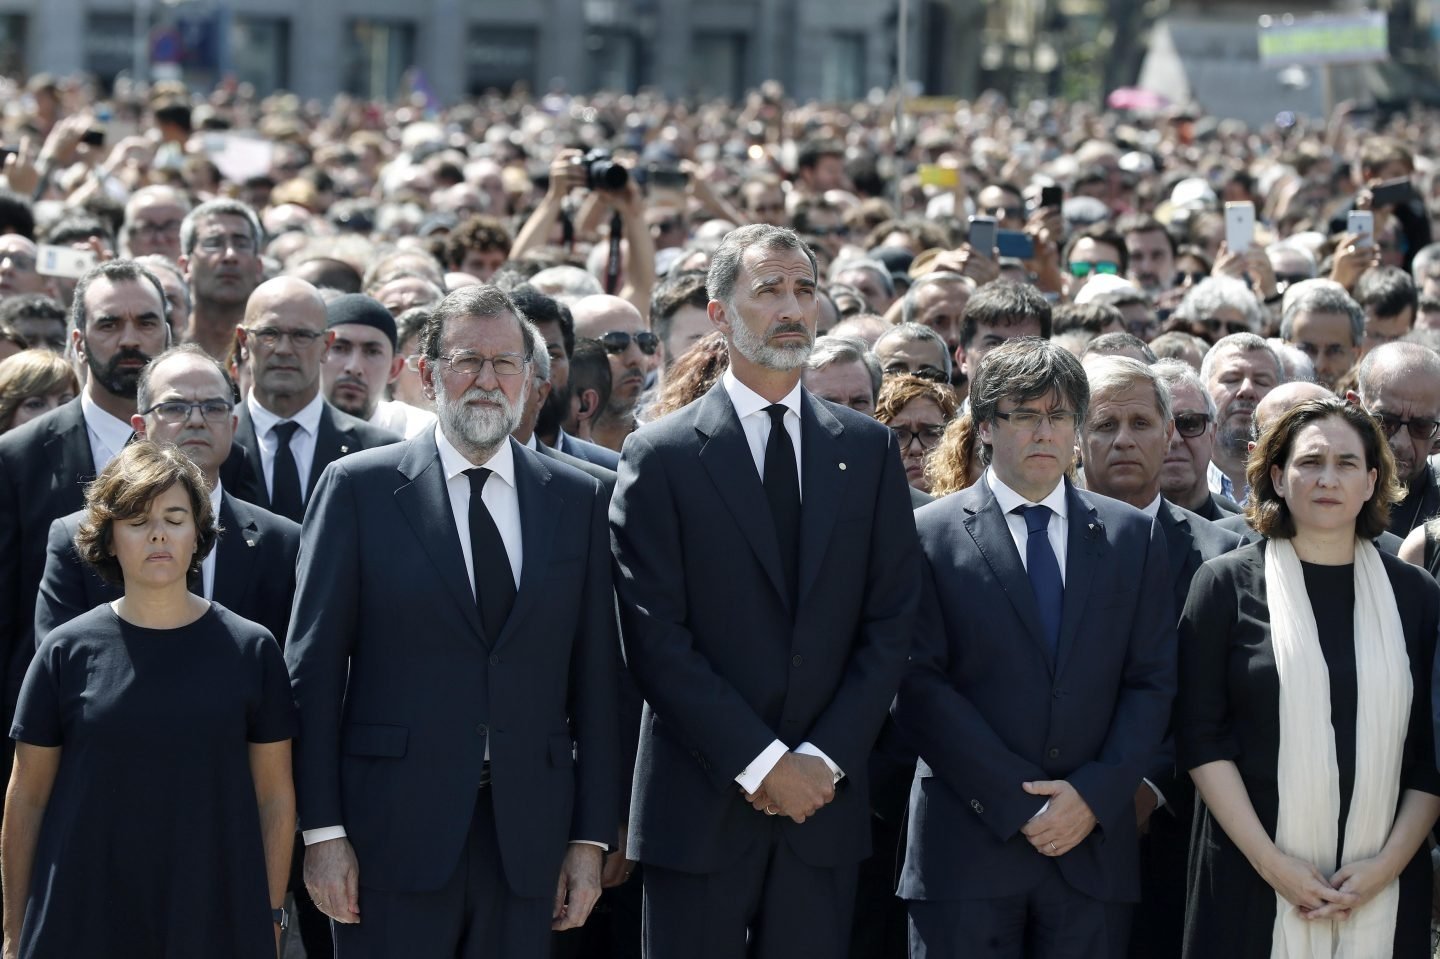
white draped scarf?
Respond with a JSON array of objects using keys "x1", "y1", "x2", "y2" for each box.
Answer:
[{"x1": 1267, "y1": 538, "x2": 1411, "y2": 959}]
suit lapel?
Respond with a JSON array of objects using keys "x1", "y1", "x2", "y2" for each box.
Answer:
[
  {"x1": 310, "y1": 405, "x2": 356, "y2": 496},
  {"x1": 695, "y1": 384, "x2": 790, "y2": 607},
  {"x1": 797, "y1": 394, "x2": 846, "y2": 604},
  {"x1": 394, "y1": 437, "x2": 486, "y2": 640},
  {"x1": 961, "y1": 485, "x2": 1049, "y2": 661},
  {"x1": 44, "y1": 402, "x2": 96, "y2": 510},
  {"x1": 1055, "y1": 484, "x2": 1103, "y2": 676},
  {"x1": 495, "y1": 443, "x2": 559, "y2": 652},
  {"x1": 213, "y1": 494, "x2": 260, "y2": 610},
  {"x1": 231, "y1": 407, "x2": 269, "y2": 509}
]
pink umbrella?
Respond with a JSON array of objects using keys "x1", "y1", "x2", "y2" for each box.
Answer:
[{"x1": 1107, "y1": 87, "x2": 1171, "y2": 111}]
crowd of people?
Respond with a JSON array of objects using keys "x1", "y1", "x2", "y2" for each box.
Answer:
[{"x1": 0, "y1": 70, "x2": 1438, "y2": 959}]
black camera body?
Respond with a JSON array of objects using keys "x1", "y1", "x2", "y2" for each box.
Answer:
[{"x1": 578, "y1": 149, "x2": 628, "y2": 191}]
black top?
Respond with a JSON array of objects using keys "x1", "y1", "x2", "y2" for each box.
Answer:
[
  {"x1": 1176, "y1": 541, "x2": 1440, "y2": 959},
  {"x1": 10, "y1": 602, "x2": 296, "y2": 959}
]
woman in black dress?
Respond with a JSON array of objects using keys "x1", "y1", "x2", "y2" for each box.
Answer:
[
  {"x1": 1, "y1": 441, "x2": 296, "y2": 959},
  {"x1": 1178, "y1": 397, "x2": 1440, "y2": 958}
]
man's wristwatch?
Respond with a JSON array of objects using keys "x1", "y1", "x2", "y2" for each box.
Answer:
[{"x1": 272, "y1": 907, "x2": 289, "y2": 932}]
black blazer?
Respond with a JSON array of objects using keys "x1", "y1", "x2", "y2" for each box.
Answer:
[
  {"x1": 35, "y1": 492, "x2": 300, "y2": 646},
  {"x1": 557, "y1": 430, "x2": 620, "y2": 471},
  {"x1": 538, "y1": 441, "x2": 616, "y2": 496},
  {"x1": 0, "y1": 399, "x2": 97, "y2": 721},
  {"x1": 221, "y1": 400, "x2": 400, "y2": 515},
  {"x1": 610, "y1": 382, "x2": 921, "y2": 874},
  {"x1": 893, "y1": 479, "x2": 1176, "y2": 904},
  {"x1": 285, "y1": 436, "x2": 619, "y2": 897},
  {"x1": 1216, "y1": 511, "x2": 1407, "y2": 555}
]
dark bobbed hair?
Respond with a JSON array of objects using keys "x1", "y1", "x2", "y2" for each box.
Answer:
[
  {"x1": 74, "y1": 440, "x2": 220, "y2": 587},
  {"x1": 969, "y1": 337, "x2": 1089, "y2": 465},
  {"x1": 1245, "y1": 397, "x2": 1402, "y2": 541}
]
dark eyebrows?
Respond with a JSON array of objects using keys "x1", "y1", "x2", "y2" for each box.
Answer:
[{"x1": 93, "y1": 311, "x2": 163, "y2": 324}]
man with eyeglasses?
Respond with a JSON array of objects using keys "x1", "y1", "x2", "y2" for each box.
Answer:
[
  {"x1": 893, "y1": 337, "x2": 1174, "y2": 959},
  {"x1": 119, "y1": 185, "x2": 190, "y2": 261},
  {"x1": 288, "y1": 284, "x2": 619, "y2": 959},
  {"x1": 222, "y1": 277, "x2": 399, "y2": 522},
  {"x1": 35, "y1": 343, "x2": 299, "y2": 648},
  {"x1": 178, "y1": 199, "x2": 266, "y2": 361},
  {"x1": 1278, "y1": 280, "x2": 1362, "y2": 392},
  {"x1": 1152, "y1": 361, "x2": 1242, "y2": 522},
  {"x1": 976, "y1": 183, "x2": 1027, "y2": 231},
  {"x1": 0, "y1": 259, "x2": 172, "y2": 789},
  {"x1": 570, "y1": 294, "x2": 656, "y2": 453},
  {"x1": 1347, "y1": 341, "x2": 1440, "y2": 538},
  {"x1": 320, "y1": 294, "x2": 436, "y2": 439},
  {"x1": 873, "y1": 323, "x2": 951, "y2": 384}
]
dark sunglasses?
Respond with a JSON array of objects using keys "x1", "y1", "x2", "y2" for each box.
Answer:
[
  {"x1": 1174, "y1": 270, "x2": 1208, "y2": 286},
  {"x1": 1173, "y1": 412, "x2": 1212, "y2": 438},
  {"x1": 1369, "y1": 409, "x2": 1440, "y2": 441},
  {"x1": 1068, "y1": 261, "x2": 1120, "y2": 278},
  {"x1": 601, "y1": 330, "x2": 660, "y2": 356},
  {"x1": 1199, "y1": 317, "x2": 1253, "y2": 336}
]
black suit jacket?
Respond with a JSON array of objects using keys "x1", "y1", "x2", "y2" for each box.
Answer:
[
  {"x1": 893, "y1": 480, "x2": 1176, "y2": 904},
  {"x1": 557, "y1": 430, "x2": 621, "y2": 471},
  {"x1": 286, "y1": 436, "x2": 618, "y2": 897},
  {"x1": 35, "y1": 492, "x2": 301, "y2": 646},
  {"x1": 1390, "y1": 459, "x2": 1440, "y2": 539},
  {"x1": 610, "y1": 382, "x2": 921, "y2": 874},
  {"x1": 221, "y1": 400, "x2": 400, "y2": 515},
  {"x1": 538, "y1": 441, "x2": 616, "y2": 496},
  {"x1": 0, "y1": 399, "x2": 97, "y2": 723}
]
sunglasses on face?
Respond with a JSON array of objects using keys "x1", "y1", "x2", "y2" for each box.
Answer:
[
  {"x1": 1199, "y1": 317, "x2": 1253, "y2": 336},
  {"x1": 1174, "y1": 270, "x2": 1208, "y2": 286},
  {"x1": 1173, "y1": 412, "x2": 1212, "y2": 438},
  {"x1": 1068, "y1": 261, "x2": 1120, "y2": 278},
  {"x1": 1369, "y1": 409, "x2": 1440, "y2": 441},
  {"x1": 601, "y1": 330, "x2": 660, "y2": 356}
]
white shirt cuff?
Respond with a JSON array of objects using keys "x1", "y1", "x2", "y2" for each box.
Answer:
[
  {"x1": 795, "y1": 742, "x2": 844, "y2": 783},
  {"x1": 571, "y1": 839, "x2": 610, "y2": 851},
  {"x1": 1143, "y1": 777, "x2": 1167, "y2": 810},
  {"x1": 1028, "y1": 800, "x2": 1050, "y2": 822},
  {"x1": 735, "y1": 739, "x2": 789, "y2": 794},
  {"x1": 302, "y1": 826, "x2": 348, "y2": 845}
]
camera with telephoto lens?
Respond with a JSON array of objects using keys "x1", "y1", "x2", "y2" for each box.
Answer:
[{"x1": 577, "y1": 149, "x2": 628, "y2": 191}]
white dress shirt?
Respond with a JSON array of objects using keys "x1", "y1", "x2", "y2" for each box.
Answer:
[
  {"x1": 201, "y1": 482, "x2": 222, "y2": 599},
  {"x1": 986, "y1": 468, "x2": 1069, "y2": 585},
  {"x1": 247, "y1": 391, "x2": 325, "y2": 506},
  {"x1": 80, "y1": 393, "x2": 134, "y2": 474},
  {"x1": 303, "y1": 428, "x2": 528, "y2": 848},
  {"x1": 721, "y1": 369, "x2": 843, "y2": 794},
  {"x1": 370, "y1": 398, "x2": 437, "y2": 439}
]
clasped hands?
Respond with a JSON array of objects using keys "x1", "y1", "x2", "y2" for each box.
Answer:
[
  {"x1": 741, "y1": 752, "x2": 835, "y2": 824},
  {"x1": 1261, "y1": 850, "x2": 1395, "y2": 923},
  {"x1": 1019, "y1": 780, "x2": 1098, "y2": 857}
]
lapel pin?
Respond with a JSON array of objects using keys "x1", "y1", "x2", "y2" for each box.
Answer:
[
  {"x1": 340, "y1": 445, "x2": 350, "y2": 454},
  {"x1": 245, "y1": 538, "x2": 257, "y2": 547},
  {"x1": 838, "y1": 462, "x2": 847, "y2": 470}
]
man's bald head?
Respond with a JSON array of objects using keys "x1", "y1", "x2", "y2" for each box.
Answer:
[
  {"x1": 569, "y1": 294, "x2": 652, "y2": 415},
  {"x1": 1253, "y1": 381, "x2": 1332, "y2": 438},
  {"x1": 570, "y1": 294, "x2": 645, "y2": 339},
  {"x1": 241, "y1": 276, "x2": 335, "y2": 413}
]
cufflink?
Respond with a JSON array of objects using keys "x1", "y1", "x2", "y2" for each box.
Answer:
[
  {"x1": 245, "y1": 538, "x2": 257, "y2": 547},
  {"x1": 340, "y1": 445, "x2": 350, "y2": 453},
  {"x1": 838, "y1": 462, "x2": 847, "y2": 471}
]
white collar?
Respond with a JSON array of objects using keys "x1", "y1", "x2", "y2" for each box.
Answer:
[
  {"x1": 523, "y1": 432, "x2": 538, "y2": 450},
  {"x1": 247, "y1": 390, "x2": 325, "y2": 438},
  {"x1": 986, "y1": 467, "x2": 1069, "y2": 520},
  {"x1": 209, "y1": 480, "x2": 224, "y2": 514},
  {"x1": 80, "y1": 392, "x2": 136, "y2": 452},
  {"x1": 1140, "y1": 493, "x2": 1164, "y2": 518},
  {"x1": 722, "y1": 367, "x2": 803, "y2": 422},
  {"x1": 434, "y1": 424, "x2": 517, "y2": 490}
]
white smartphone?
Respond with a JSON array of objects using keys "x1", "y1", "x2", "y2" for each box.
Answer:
[
  {"x1": 36, "y1": 244, "x2": 98, "y2": 280},
  {"x1": 1348, "y1": 210, "x2": 1375, "y2": 249},
  {"x1": 1224, "y1": 202, "x2": 1255, "y2": 255}
]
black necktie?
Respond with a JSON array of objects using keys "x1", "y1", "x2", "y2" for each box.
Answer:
[
  {"x1": 269, "y1": 421, "x2": 304, "y2": 522},
  {"x1": 762, "y1": 404, "x2": 800, "y2": 602},
  {"x1": 466, "y1": 468, "x2": 517, "y2": 640},
  {"x1": 1016, "y1": 505, "x2": 1064, "y2": 658}
]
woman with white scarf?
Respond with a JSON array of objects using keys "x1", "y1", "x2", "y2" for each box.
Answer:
[{"x1": 1177, "y1": 397, "x2": 1440, "y2": 958}]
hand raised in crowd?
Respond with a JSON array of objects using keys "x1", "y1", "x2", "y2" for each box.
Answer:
[
  {"x1": 749, "y1": 752, "x2": 836, "y2": 823},
  {"x1": 304, "y1": 837, "x2": 361, "y2": 924},
  {"x1": 552, "y1": 843, "x2": 603, "y2": 931},
  {"x1": 1329, "y1": 231, "x2": 1381, "y2": 291},
  {"x1": 1023, "y1": 207, "x2": 1065, "y2": 294},
  {"x1": 1, "y1": 136, "x2": 36, "y2": 197},
  {"x1": 545, "y1": 148, "x2": 586, "y2": 202},
  {"x1": 36, "y1": 114, "x2": 93, "y2": 176},
  {"x1": 930, "y1": 244, "x2": 1000, "y2": 287},
  {"x1": 1020, "y1": 780, "x2": 1098, "y2": 856}
]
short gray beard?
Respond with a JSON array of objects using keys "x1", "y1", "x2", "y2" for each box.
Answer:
[
  {"x1": 434, "y1": 374, "x2": 524, "y2": 460},
  {"x1": 729, "y1": 306, "x2": 814, "y2": 371}
]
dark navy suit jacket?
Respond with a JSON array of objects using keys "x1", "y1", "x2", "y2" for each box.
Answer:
[
  {"x1": 35, "y1": 492, "x2": 300, "y2": 646},
  {"x1": 285, "y1": 435, "x2": 619, "y2": 897},
  {"x1": 893, "y1": 479, "x2": 1176, "y2": 904},
  {"x1": 610, "y1": 381, "x2": 921, "y2": 874}
]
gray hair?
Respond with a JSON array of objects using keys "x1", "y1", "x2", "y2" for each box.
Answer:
[
  {"x1": 970, "y1": 338, "x2": 1090, "y2": 465},
  {"x1": 1199, "y1": 332, "x2": 1286, "y2": 387},
  {"x1": 1278, "y1": 280, "x2": 1364, "y2": 345},
  {"x1": 1153, "y1": 358, "x2": 1218, "y2": 419},
  {"x1": 806, "y1": 335, "x2": 882, "y2": 399},
  {"x1": 522, "y1": 316, "x2": 552, "y2": 382},
  {"x1": 1082, "y1": 332, "x2": 1157, "y2": 364},
  {"x1": 828, "y1": 256, "x2": 895, "y2": 299},
  {"x1": 901, "y1": 271, "x2": 970, "y2": 324},
  {"x1": 529, "y1": 265, "x2": 603, "y2": 303},
  {"x1": 70, "y1": 259, "x2": 170, "y2": 334},
  {"x1": 875, "y1": 322, "x2": 953, "y2": 379},
  {"x1": 418, "y1": 285, "x2": 533, "y2": 366},
  {"x1": 179, "y1": 198, "x2": 264, "y2": 257},
  {"x1": 1266, "y1": 240, "x2": 1319, "y2": 279},
  {"x1": 1082, "y1": 356, "x2": 1173, "y2": 430},
  {"x1": 136, "y1": 343, "x2": 234, "y2": 412},
  {"x1": 1265, "y1": 338, "x2": 1317, "y2": 383},
  {"x1": 1411, "y1": 242, "x2": 1440, "y2": 282},
  {"x1": 706, "y1": 224, "x2": 817, "y2": 305},
  {"x1": 1356, "y1": 340, "x2": 1440, "y2": 400},
  {"x1": 1173, "y1": 275, "x2": 1263, "y2": 331}
]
